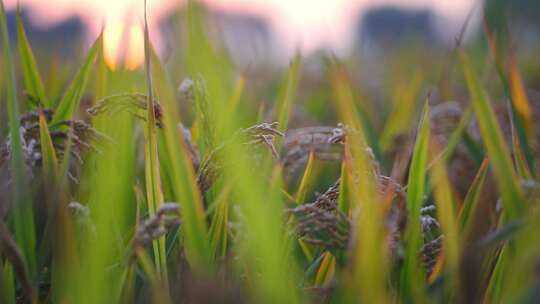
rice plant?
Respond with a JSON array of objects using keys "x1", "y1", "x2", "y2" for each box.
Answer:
[{"x1": 1, "y1": 0, "x2": 540, "y2": 303}]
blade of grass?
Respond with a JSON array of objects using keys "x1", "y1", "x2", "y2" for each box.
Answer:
[
  {"x1": 483, "y1": 23, "x2": 535, "y2": 177},
  {"x1": 484, "y1": 245, "x2": 507, "y2": 302},
  {"x1": 512, "y1": 134, "x2": 532, "y2": 180},
  {"x1": 184, "y1": 0, "x2": 233, "y2": 139},
  {"x1": 400, "y1": 101, "x2": 430, "y2": 303},
  {"x1": 184, "y1": 3, "x2": 300, "y2": 301},
  {"x1": 143, "y1": 1, "x2": 168, "y2": 288},
  {"x1": 492, "y1": 28, "x2": 535, "y2": 178},
  {"x1": 426, "y1": 105, "x2": 472, "y2": 171},
  {"x1": 208, "y1": 185, "x2": 230, "y2": 259},
  {"x1": 461, "y1": 132, "x2": 485, "y2": 167},
  {"x1": 226, "y1": 153, "x2": 301, "y2": 302},
  {"x1": 429, "y1": 143, "x2": 460, "y2": 299},
  {"x1": 295, "y1": 151, "x2": 316, "y2": 204},
  {"x1": 289, "y1": 152, "x2": 316, "y2": 261},
  {"x1": 228, "y1": 75, "x2": 245, "y2": 110},
  {"x1": 74, "y1": 63, "x2": 136, "y2": 304},
  {"x1": 275, "y1": 53, "x2": 301, "y2": 135},
  {"x1": 0, "y1": 262, "x2": 15, "y2": 304},
  {"x1": 508, "y1": 59, "x2": 533, "y2": 139},
  {"x1": 499, "y1": 206, "x2": 540, "y2": 301},
  {"x1": 508, "y1": 104, "x2": 532, "y2": 180},
  {"x1": 337, "y1": 161, "x2": 349, "y2": 215},
  {"x1": 192, "y1": 76, "x2": 215, "y2": 156},
  {"x1": 150, "y1": 47, "x2": 213, "y2": 273},
  {"x1": 357, "y1": 105, "x2": 386, "y2": 168},
  {"x1": 304, "y1": 253, "x2": 325, "y2": 283},
  {"x1": 38, "y1": 111, "x2": 58, "y2": 180},
  {"x1": 380, "y1": 71, "x2": 423, "y2": 151},
  {"x1": 330, "y1": 61, "x2": 389, "y2": 303},
  {"x1": 58, "y1": 129, "x2": 74, "y2": 185},
  {"x1": 0, "y1": 0, "x2": 37, "y2": 278},
  {"x1": 16, "y1": 7, "x2": 48, "y2": 108},
  {"x1": 459, "y1": 49, "x2": 523, "y2": 219},
  {"x1": 460, "y1": 48, "x2": 527, "y2": 303},
  {"x1": 51, "y1": 36, "x2": 101, "y2": 124},
  {"x1": 44, "y1": 55, "x2": 69, "y2": 104},
  {"x1": 0, "y1": 220, "x2": 36, "y2": 303},
  {"x1": 458, "y1": 158, "x2": 489, "y2": 236},
  {"x1": 314, "y1": 252, "x2": 335, "y2": 286}
]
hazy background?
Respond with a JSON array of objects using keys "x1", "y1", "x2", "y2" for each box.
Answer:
[{"x1": 3, "y1": 0, "x2": 480, "y2": 65}]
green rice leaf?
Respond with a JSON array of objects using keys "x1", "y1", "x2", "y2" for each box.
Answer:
[
  {"x1": 150, "y1": 47, "x2": 213, "y2": 273},
  {"x1": 484, "y1": 246, "x2": 508, "y2": 302},
  {"x1": 459, "y1": 158, "x2": 489, "y2": 236},
  {"x1": 477, "y1": 219, "x2": 525, "y2": 249},
  {"x1": 51, "y1": 36, "x2": 101, "y2": 124},
  {"x1": 295, "y1": 151, "x2": 315, "y2": 205},
  {"x1": 330, "y1": 61, "x2": 389, "y2": 303},
  {"x1": 143, "y1": 2, "x2": 168, "y2": 287},
  {"x1": 484, "y1": 26, "x2": 536, "y2": 178},
  {"x1": 442, "y1": 107, "x2": 473, "y2": 163},
  {"x1": 509, "y1": 109, "x2": 533, "y2": 179},
  {"x1": 208, "y1": 185, "x2": 230, "y2": 259},
  {"x1": 400, "y1": 101, "x2": 430, "y2": 303},
  {"x1": 337, "y1": 161, "x2": 349, "y2": 214},
  {"x1": 16, "y1": 7, "x2": 48, "y2": 108},
  {"x1": 380, "y1": 71, "x2": 423, "y2": 151},
  {"x1": 459, "y1": 49, "x2": 524, "y2": 219},
  {"x1": 38, "y1": 112, "x2": 58, "y2": 180},
  {"x1": 314, "y1": 252, "x2": 335, "y2": 286},
  {"x1": 0, "y1": 262, "x2": 15, "y2": 304},
  {"x1": 227, "y1": 75, "x2": 245, "y2": 110},
  {"x1": 0, "y1": 0, "x2": 37, "y2": 278},
  {"x1": 304, "y1": 253, "x2": 325, "y2": 281},
  {"x1": 429, "y1": 145, "x2": 460, "y2": 296},
  {"x1": 275, "y1": 53, "x2": 302, "y2": 134}
]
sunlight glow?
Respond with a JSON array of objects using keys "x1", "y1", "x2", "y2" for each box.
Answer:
[
  {"x1": 103, "y1": 21, "x2": 123, "y2": 70},
  {"x1": 102, "y1": 21, "x2": 145, "y2": 70},
  {"x1": 125, "y1": 24, "x2": 145, "y2": 70}
]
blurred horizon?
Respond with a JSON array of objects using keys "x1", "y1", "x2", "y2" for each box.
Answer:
[{"x1": 4, "y1": 0, "x2": 479, "y2": 64}]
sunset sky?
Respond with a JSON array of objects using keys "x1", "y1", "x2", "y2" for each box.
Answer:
[
  {"x1": 4, "y1": 0, "x2": 478, "y2": 49},
  {"x1": 4, "y1": 0, "x2": 478, "y2": 68}
]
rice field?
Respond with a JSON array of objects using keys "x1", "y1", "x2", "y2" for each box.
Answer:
[{"x1": 1, "y1": 0, "x2": 540, "y2": 303}]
